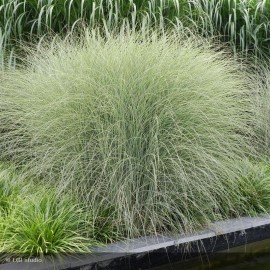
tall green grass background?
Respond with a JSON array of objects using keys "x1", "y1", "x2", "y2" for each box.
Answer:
[{"x1": 1, "y1": 0, "x2": 270, "y2": 68}]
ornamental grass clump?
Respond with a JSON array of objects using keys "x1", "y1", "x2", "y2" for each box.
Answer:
[
  {"x1": 0, "y1": 192, "x2": 96, "y2": 256},
  {"x1": 0, "y1": 30, "x2": 263, "y2": 237},
  {"x1": 0, "y1": 164, "x2": 100, "y2": 257}
]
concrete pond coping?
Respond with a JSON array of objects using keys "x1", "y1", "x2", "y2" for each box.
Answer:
[{"x1": 2, "y1": 215, "x2": 270, "y2": 270}]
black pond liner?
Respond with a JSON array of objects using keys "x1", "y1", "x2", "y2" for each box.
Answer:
[{"x1": 1, "y1": 216, "x2": 270, "y2": 270}]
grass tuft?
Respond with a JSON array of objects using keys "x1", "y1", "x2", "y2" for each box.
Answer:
[
  {"x1": 0, "y1": 192, "x2": 95, "y2": 256},
  {"x1": 0, "y1": 163, "x2": 105, "y2": 258},
  {"x1": 0, "y1": 30, "x2": 265, "y2": 237}
]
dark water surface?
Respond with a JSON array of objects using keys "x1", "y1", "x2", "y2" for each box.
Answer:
[{"x1": 149, "y1": 238, "x2": 270, "y2": 270}]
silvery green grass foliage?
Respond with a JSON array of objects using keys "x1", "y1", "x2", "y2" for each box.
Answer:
[
  {"x1": 1, "y1": 0, "x2": 270, "y2": 69},
  {"x1": 253, "y1": 64, "x2": 270, "y2": 154},
  {"x1": 1, "y1": 29, "x2": 269, "y2": 239}
]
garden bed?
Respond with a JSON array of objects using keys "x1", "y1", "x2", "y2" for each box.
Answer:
[{"x1": 1, "y1": 1, "x2": 270, "y2": 267}]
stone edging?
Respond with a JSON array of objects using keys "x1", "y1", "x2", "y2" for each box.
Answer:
[{"x1": 1, "y1": 215, "x2": 270, "y2": 270}]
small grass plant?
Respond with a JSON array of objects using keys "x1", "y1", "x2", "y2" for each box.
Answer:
[
  {"x1": 1, "y1": 192, "x2": 95, "y2": 256},
  {"x1": 0, "y1": 163, "x2": 114, "y2": 260}
]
